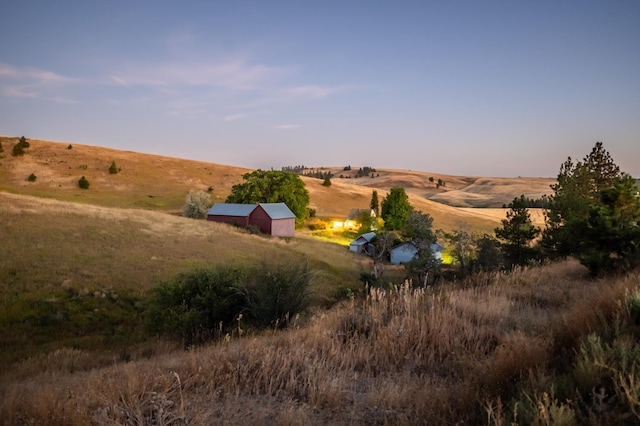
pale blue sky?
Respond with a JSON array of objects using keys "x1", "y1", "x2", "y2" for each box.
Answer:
[{"x1": 1, "y1": 1, "x2": 639, "y2": 177}]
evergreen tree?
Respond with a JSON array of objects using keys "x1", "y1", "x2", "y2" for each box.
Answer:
[
  {"x1": 495, "y1": 195, "x2": 540, "y2": 269},
  {"x1": 78, "y1": 176, "x2": 90, "y2": 189},
  {"x1": 109, "y1": 160, "x2": 119, "y2": 174},
  {"x1": 322, "y1": 177, "x2": 331, "y2": 187},
  {"x1": 542, "y1": 142, "x2": 640, "y2": 275},
  {"x1": 370, "y1": 190, "x2": 379, "y2": 216}
]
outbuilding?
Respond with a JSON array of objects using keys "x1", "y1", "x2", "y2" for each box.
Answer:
[
  {"x1": 349, "y1": 232, "x2": 377, "y2": 255},
  {"x1": 390, "y1": 242, "x2": 443, "y2": 265},
  {"x1": 207, "y1": 202, "x2": 296, "y2": 237}
]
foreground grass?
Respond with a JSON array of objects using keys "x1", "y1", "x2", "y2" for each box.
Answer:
[
  {"x1": 2, "y1": 260, "x2": 639, "y2": 424},
  {"x1": 0, "y1": 192, "x2": 362, "y2": 368}
]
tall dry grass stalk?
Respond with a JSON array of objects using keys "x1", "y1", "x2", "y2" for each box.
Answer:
[{"x1": 1, "y1": 260, "x2": 637, "y2": 425}]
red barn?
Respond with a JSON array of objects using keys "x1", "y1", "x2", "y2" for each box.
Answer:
[{"x1": 207, "y1": 203, "x2": 296, "y2": 237}]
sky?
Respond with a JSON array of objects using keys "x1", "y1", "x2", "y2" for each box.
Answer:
[{"x1": 1, "y1": 1, "x2": 639, "y2": 177}]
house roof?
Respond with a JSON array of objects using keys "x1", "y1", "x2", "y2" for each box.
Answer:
[
  {"x1": 391, "y1": 242, "x2": 417, "y2": 253},
  {"x1": 350, "y1": 232, "x2": 376, "y2": 245},
  {"x1": 347, "y1": 208, "x2": 375, "y2": 220},
  {"x1": 208, "y1": 203, "x2": 257, "y2": 217},
  {"x1": 258, "y1": 203, "x2": 296, "y2": 219},
  {"x1": 208, "y1": 202, "x2": 296, "y2": 219}
]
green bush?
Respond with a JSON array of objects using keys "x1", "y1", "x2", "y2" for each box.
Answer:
[
  {"x1": 240, "y1": 261, "x2": 312, "y2": 328},
  {"x1": 108, "y1": 160, "x2": 119, "y2": 174},
  {"x1": 67, "y1": 144, "x2": 72, "y2": 150},
  {"x1": 12, "y1": 143, "x2": 24, "y2": 156},
  {"x1": 146, "y1": 267, "x2": 245, "y2": 346},
  {"x1": 78, "y1": 176, "x2": 90, "y2": 189},
  {"x1": 146, "y1": 260, "x2": 313, "y2": 344},
  {"x1": 27, "y1": 173, "x2": 37, "y2": 182}
]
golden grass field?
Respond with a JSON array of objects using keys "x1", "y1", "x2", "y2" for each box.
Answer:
[{"x1": 0, "y1": 136, "x2": 551, "y2": 234}]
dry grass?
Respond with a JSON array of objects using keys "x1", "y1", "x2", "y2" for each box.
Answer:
[
  {"x1": 1, "y1": 136, "x2": 552, "y2": 233},
  {"x1": 2, "y1": 259, "x2": 637, "y2": 425},
  {"x1": 0, "y1": 191, "x2": 361, "y2": 368}
]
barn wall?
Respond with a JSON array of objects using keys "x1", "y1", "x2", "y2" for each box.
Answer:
[
  {"x1": 207, "y1": 215, "x2": 250, "y2": 227},
  {"x1": 270, "y1": 218, "x2": 295, "y2": 237},
  {"x1": 249, "y1": 207, "x2": 272, "y2": 235}
]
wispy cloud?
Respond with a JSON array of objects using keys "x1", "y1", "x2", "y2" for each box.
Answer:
[
  {"x1": 1, "y1": 86, "x2": 38, "y2": 98},
  {"x1": 283, "y1": 85, "x2": 351, "y2": 99},
  {"x1": 0, "y1": 63, "x2": 79, "y2": 103},
  {"x1": 223, "y1": 113, "x2": 248, "y2": 122},
  {"x1": 110, "y1": 60, "x2": 288, "y2": 90},
  {"x1": 0, "y1": 63, "x2": 75, "y2": 84},
  {"x1": 274, "y1": 124, "x2": 300, "y2": 129}
]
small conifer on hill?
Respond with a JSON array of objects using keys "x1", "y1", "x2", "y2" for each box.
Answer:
[{"x1": 78, "y1": 176, "x2": 90, "y2": 189}]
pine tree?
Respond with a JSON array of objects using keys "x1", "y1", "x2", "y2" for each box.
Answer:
[
  {"x1": 495, "y1": 195, "x2": 540, "y2": 269},
  {"x1": 370, "y1": 190, "x2": 379, "y2": 216}
]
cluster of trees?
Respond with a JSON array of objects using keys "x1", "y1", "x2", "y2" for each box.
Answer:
[
  {"x1": 501, "y1": 196, "x2": 547, "y2": 208},
  {"x1": 428, "y1": 176, "x2": 446, "y2": 188},
  {"x1": 12, "y1": 136, "x2": 30, "y2": 156},
  {"x1": 443, "y1": 142, "x2": 640, "y2": 277},
  {"x1": 281, "y1": 165, "x2": 334, "y2": 181},
  {"x1": 542, "y1": 142, "x2": 640, "y2": 275},
  {"x1": 361, "y1": 142, "x2": 639, "y2": 281}
]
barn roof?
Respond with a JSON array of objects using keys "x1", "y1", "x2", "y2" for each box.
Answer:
[
  {"x1": 208, "y1": 203, "x2": 257, "y2": 217},
  {"x1": 258, "y1": 203, "x2": 296, "y2": 219}
]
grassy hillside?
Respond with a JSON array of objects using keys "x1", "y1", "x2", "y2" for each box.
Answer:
[
  {"x1": 0, "y1": 136, "x2": 250, "y2": 211},
  {"x1": 0, "y1": 191, "x2": 365, "y2": 368},
  {"x1": 2, "y1": 260, "x2": 639, "y2": 425},
  {"x1": 0, "y1": 136, "x2": 551, "y2": 233}
]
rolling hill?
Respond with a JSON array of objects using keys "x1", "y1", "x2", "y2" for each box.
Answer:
[{"x1": 0, "y1": 136, "x2": 553, "y2": 233}]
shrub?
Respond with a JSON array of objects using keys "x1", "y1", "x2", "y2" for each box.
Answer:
[
  {"x1": 146, "y1": 267, "x2": 245, "y2": 346},
  {"x1": 12, "y1": 143, "x2": 24, "y2": 156},
  {"x1": 182, "y1": 190, "x2": 211, "y2": 219},
  {"x1": 240, "y1": 260, "x2": 312, "y2": 328},
  {"x1": 322, "y1": 177, "x2": 331, "y2": 187},
  {"x1": 67, "y1": 144, "x2": 72, "y2": 150},
  {"x1": 108, "y1": 160, "x2": 119, "y2": 174},
  {"x1": 0, "y1": 141, "x2": 3, "y2": 152},
  {"x1": 27, "y1": 173, "x2": 37, "y2": 182},
  {"x1": 78, "y1": 176, "x2": 90, "y2": 189}
]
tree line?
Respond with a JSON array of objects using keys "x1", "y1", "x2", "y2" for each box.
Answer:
[{"x1": 361, "y1": 142, "x2": 640, "y2": 282}]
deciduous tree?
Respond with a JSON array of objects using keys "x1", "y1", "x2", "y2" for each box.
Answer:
[
  {"x1": 226, "y1": 170, "x2": 310, "y2": 222},
  {"x1": 380, "y1": 187, "x2": 412, "y2": 230}
]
